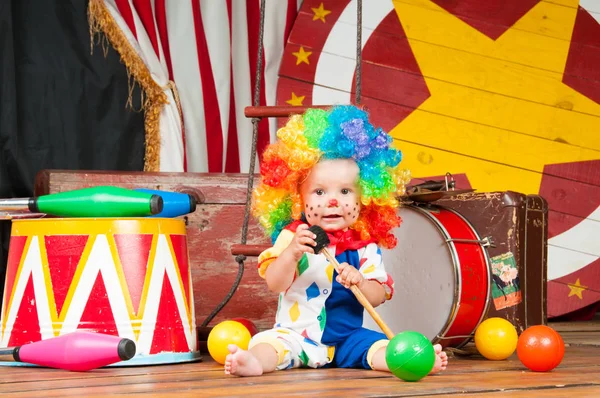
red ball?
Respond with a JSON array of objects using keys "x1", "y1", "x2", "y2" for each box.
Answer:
[
  {"x1": 231, "y1": 318, "x2": 259, "y2": 336},
  {"x1": 517, "y1": 325, "x2": 565, "y2": 372}
]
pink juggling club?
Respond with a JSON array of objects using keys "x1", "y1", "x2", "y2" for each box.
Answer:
[{"x1": 0, "y1": 331, "x2": 136, "y2": 371}]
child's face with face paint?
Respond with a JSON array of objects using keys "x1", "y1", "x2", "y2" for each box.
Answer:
[{"x1": 300, "y1": 159, "x2": 361, "y2": 232}]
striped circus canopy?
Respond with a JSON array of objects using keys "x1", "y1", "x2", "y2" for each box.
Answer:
[{"x1": 89, "y1": 0, "x2": 301, "y2": 173}]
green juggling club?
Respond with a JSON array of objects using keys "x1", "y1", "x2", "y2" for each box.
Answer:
[{"x1": 0, "y1": 186, "x2": 163, "y2": 218}]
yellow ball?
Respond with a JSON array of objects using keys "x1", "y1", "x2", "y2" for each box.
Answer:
[
  {"x1": 207, "y1": 320, "x2": 252, "y2": 364},
  {"x1": 474, "y1": 317, "x2": 518, "y2": 360}
]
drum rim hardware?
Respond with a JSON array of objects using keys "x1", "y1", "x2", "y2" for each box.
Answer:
[{"x1": 445, "y1": 236, "x2": 496, "y2": 248}]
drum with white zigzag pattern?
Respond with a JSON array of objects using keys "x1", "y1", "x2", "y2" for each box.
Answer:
[{"x1": 0, "y1": 218, "x2": 199, "y2": 366}]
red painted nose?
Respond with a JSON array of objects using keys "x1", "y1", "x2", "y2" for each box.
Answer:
[{"x1": 328, "y1": 199, "x2": 338, "y2": 207}]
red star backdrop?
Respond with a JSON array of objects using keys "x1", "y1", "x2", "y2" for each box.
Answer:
[{"x1": 277, "y1": 0, "x2": 600, "y2": 319}]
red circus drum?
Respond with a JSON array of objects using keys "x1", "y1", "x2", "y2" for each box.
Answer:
[
  {"x1": 363, "y1": 204, "x2": 491, "y2": 348},
  {"x1": 0, "y1": 218, "x2": 199, "y2": 365}
]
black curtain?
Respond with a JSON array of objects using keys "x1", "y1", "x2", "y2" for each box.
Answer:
[{"x1": 0, "y1": 1, "x2": 146, "y2": 304}]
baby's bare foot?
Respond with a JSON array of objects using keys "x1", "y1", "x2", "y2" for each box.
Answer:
[
  {"x1": 224, "y1": 344, "x2": 264, "y2": 377},
  {"x1": 429, "y1": 344, "x2": 448, "y2": 374}
]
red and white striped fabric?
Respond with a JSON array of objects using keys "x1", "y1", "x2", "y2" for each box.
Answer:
[{"x1": 101, "y1": 0, "x2": 301, "y2": 172}]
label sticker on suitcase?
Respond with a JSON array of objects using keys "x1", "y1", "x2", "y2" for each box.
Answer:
[{"x1": 490, "y1": 252, "x2": 523, "y2": 310}]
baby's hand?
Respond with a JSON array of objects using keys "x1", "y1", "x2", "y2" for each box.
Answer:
[
  {"x1": 287, "y1": 224, "x2": 317, "y2": 261},
  {"x1": 336, "y1": 262, "x2": 364, "y2": 289}
]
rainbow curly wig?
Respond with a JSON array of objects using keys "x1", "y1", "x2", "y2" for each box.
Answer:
[{"x1": 252, "y1": 105, "x2": 411, "y2": 248}]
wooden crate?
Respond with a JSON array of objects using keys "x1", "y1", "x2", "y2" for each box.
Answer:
[{"x1": 34, "y1": 170, "x2": 277, "y2": 331}]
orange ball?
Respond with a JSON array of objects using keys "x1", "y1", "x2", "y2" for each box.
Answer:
[{"x1": 517, "y1": 325, "x2": 564, "y2": 372}]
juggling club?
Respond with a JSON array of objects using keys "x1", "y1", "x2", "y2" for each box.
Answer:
[{"x1": 0, "y1": 331, "x2": 136, "y2": 371}]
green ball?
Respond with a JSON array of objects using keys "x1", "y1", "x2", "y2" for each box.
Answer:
[{"x1": 386, "y1": 331, "x2": 436, "y2": 382}]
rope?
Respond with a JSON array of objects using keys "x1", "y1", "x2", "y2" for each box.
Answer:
[
  {"x1": 200, "y1": 254, "x2": 247, "y2": 327},
  {"x1": 355, "y1": 0, "x2": 363, "y2": 104},
  {"x1": 242, "y1": 0, "x2": 268, "y2": 245},
  {"x1": 201, "y1": 0, "x2": 267, "y2": 327}
]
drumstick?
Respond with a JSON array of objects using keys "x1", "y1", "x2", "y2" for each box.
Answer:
[{"x1": 308, "y1": 225, "x2": 395, "y2": 339}]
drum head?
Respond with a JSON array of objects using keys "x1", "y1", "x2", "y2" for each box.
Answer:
[{"x1": 362, "y1": 206, "x2": 458, "y2": 342}]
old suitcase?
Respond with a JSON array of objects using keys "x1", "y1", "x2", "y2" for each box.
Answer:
[{"x1": 435, "y1": 191, "x2": 548, "y2": 332}]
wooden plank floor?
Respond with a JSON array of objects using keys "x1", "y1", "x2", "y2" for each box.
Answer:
[{"x1": 1, "y1": 320, "x2": 599, "y2": 397}]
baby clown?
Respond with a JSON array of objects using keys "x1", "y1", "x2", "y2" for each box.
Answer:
[{"x1": 224, "y1": 158, "x2": 448, "y2": 376}]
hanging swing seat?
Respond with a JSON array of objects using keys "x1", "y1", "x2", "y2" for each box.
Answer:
[
  {"x1": 231, "y1": 243, "x2": 268, "y2": 257},
  {"x1": 244, "y1": 104, "x2": 366, "y2": 118}
]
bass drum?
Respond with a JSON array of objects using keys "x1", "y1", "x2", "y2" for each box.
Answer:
[{"x1": 363, "y1": 204, "x2": 491, "y2": 348}]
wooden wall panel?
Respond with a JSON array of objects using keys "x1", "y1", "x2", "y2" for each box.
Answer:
[{"x1": 276, "y1": 0, "x2": 600, "y2": 317}]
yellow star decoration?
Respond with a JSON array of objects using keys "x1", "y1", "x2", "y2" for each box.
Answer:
[
  {"x1": 567, "y1": 278, "x2": 587, "y2": 299},
  {"x1": 286, "y1": 92, "x2": 305, "y2": 106},
  {"x1": 292, "y1": 46, "x2": 312, "y2": 65},
  {"x1": 389, "y1": 0, "x2": 600, "y2": 194},
  {"x1": 312, "y1": 3, "x2": 331, "y2": 23}
]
